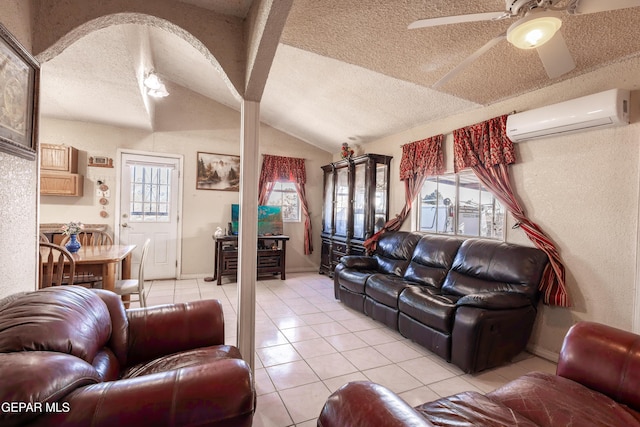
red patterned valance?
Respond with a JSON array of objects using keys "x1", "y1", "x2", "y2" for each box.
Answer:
[
  {"x1": 399, "y1": 135, "x2": 444, "y2": 180},
  {"x1": 260, "y1": 154, "x2": 306, "y2": 184},
  {"x1": 453, "y1": 114, "x2": 515, "y2": 172}
]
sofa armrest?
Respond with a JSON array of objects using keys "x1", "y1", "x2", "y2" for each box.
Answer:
[
  {"x1": 318, "y1": 381, "x2": 434, "y2": 427},
  {"x1": 0, "y1": 352, "x2": 100, "y2": 427},
  {"x1": 456, "y1": 292, "x2": 533, "y2": 310},
  {"x1": 558, "y1": 321, "x2": 640, "y2": 412},
  {"x1": 126, "y1": 299, "x2": 225, "y2": 366},
  {"x1": 29, "y1": 359, "x2": 255, "y2": 427},
  {"x1": 340, "y1": 255, "x2": 378, "y2": 270}
]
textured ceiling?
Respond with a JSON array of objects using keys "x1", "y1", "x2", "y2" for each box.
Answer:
[{"x1": 38, "y1": 0, "x2": 640, "y2": 153}]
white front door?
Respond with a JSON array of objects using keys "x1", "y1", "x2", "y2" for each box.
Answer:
[{"x1": 118, "y1": 152, "x2": 181, "y2": 280}]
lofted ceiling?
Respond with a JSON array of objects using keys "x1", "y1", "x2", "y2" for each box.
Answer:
[{"x1": 38, "y1": 0, "x2": 640, "y2": 153}]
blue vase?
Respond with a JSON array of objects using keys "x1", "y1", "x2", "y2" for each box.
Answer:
[{"x1": 66, "y1": 234, "x2": 81, "y2": 253}]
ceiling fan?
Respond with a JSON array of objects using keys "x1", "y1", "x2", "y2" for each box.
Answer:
[{"x1": 409, "y1": 0, "x2": 640, "y2": 88}]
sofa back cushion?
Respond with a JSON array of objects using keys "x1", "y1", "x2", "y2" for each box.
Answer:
[
  {"x1": 403, "y1": 234, "x2": 464, "y2": 288},
  {"x1": 557, "y1": 322, "x2": 640, "y2": 413},
  {"x1": 441, "y1": 239, "x2": 548, "y2": 300},
  {"x1": 0, "y1": 286, "x2": 112, "y2": 363},
  {"x1": 373, "y1": 232, "x2": 422, "y2": 276}
]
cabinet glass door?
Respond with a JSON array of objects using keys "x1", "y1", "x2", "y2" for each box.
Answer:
[
  {"x1": 322, "y1": 170, "x2": 334, "y2": 234},
  {"x1": 374, "y1": 163, "x2": 388, "y2": 233},
  {"x1": 334, "y1": 167, "x2": 349, "y2": 237},
  {"x1": 353, "y1": 162, "x2": 366, "y2": 239}
]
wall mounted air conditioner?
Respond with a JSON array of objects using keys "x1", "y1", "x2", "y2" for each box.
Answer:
[{"x1": 506, "y1": 89, "x2": 630, "y2": 142}]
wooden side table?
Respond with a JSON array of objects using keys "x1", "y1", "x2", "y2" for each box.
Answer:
[{"x1": 207, "y1": 235, "x2": 289, "y2": 285}]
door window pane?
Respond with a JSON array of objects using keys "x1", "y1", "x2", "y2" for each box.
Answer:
[
  {"x1": 129, "y1": 165, "x2": 172, "y2": 222},
  {"x1": 353, "y1": 163, "x2": 366, "y2": 239},
  {"x1": 335, "y1": 168, "x2": 349, "y2": 236}
]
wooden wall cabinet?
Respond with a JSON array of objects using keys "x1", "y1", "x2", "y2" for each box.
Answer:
[
  {"x1": 41, "y1": 144, "x2": 78, "y2": 173},
  {"x1": 319, "y1": 154, "x2": 392, "y2": 276},
  {"x1": 40, "y1": 173, "x2": 84, "y2": 196},
  {"x1": 40, "y1": 143, "x2": 84, "y2": 196}
]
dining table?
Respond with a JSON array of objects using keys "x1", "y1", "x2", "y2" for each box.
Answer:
[{"x1": 69, "y1": 244, "x2": 137, "y2": 292}]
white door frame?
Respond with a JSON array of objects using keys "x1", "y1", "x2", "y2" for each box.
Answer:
[{"x1": 115, "y1": 148, "x2": 184, "y2": 279}]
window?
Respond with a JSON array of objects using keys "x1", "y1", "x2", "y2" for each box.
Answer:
[
  {"x1": 129, "y1": 164, "x2": 172, "y2": 222},
  {"x1": 418, "y1": 171, "x2": 504, "y2": 239},
  {"x1": 266, "y1": 182, "x2": 301, "y2": 222}
]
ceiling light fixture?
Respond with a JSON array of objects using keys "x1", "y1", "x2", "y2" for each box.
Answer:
[
  {"x1": 506, "y1": 10, "x2": 562, "y2": 49},
  {"x1": 143, "y1": 71, "x2": 169, "y2": 98}
]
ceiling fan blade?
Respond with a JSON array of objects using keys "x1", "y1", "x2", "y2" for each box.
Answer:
[
  {"x1": 408, "y1": 11, "x2": 507, "y2": 29},
  {"x1": 568, "y1": 0, "x2": 640, "y2": 14},
  {"x1": 536, "y1": 32, "x2": 576, "y2": 79},
  {"x1": 433, "y1": 34, "x2": 505, "y2": 89}
]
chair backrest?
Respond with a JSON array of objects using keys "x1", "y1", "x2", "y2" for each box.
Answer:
[
  {"x1": 61, "y1": 230, "x2": 113, "y2": 247},
  {"x1": 39, "y1": 232, "x2": 50, "y2": 243},
  {"x1": 39, "y1": 242, "x2": 76, "y2": 288},
  {"x1": 137, "y1": 239, "x2": 151, "y2": 305}
]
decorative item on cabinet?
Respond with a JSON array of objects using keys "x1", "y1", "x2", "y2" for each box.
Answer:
[
  {"x1": 319, "y1": 153, "x2": 392, "y2": 276},
  {"x1": 40, "y1": 143, "x2": 84, "y2": 196}
]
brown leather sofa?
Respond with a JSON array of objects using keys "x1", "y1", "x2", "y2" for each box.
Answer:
[
  {"x1": 318, "y1": 321, "x2": 640, "y2": 426},
  {"x1": 0, "y1": 286, "x2": 255, "y2": 427},
  {"x1": 334, "y1": 231, "x2": 549, "y2": 373}
]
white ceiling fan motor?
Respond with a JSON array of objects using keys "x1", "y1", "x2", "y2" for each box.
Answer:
[{"x1": 506, "y1": 0, "x2": 556, "y2": 15}]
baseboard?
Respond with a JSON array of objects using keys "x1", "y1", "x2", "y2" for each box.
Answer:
[
  {"x1": 526, "y1": 343, "x2": 559, "y2": 364},
  {"x1": 177, "y1": 268, "x2": 320, "y2": 281},
  {"x1": 178, "y1": 273, "x2": 210, "y2": 280}
]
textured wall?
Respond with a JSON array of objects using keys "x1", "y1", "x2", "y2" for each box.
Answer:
[
  {"x1": 364, "y1": 55, "x2": 640, "y2": 358},
  {"x1": 0, "y1": 2, "x2": 39, "y2": 298}
]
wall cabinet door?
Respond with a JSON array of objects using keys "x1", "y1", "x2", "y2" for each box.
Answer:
[
  {"x1": 40, "y1": 173, "x2": 84, "y2": 196},
  {"x1": 40, "y1": 144, "x2": 78, "y2": 173}
]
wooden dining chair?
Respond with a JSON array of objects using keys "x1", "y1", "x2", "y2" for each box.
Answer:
[
  {"x1": 39, "y1": 242, "x2": 75, "y2": 288},
  {"x1": 39, "y1": 232, "x2": 50, "y2": 243},
  {"x1": 60, "y1": 230, "x2": 113, "y2": 286},
  {"x1": 114, "y1": 238, "x2": 151, "y2": 307},
  {"x1": 60, "y1": 229, "x2": 113, "y2": 246}
]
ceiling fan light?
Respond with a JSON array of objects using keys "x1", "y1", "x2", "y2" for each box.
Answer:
[{"x1": 507, "y1": 11, "x2": 562, "y2": 49}]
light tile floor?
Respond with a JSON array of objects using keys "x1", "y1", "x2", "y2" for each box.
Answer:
[{"x1": 139, "y1": 272, "x2": 557, "y2": 427}]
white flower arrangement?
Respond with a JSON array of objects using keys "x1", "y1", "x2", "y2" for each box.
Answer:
[{"x1": 61, "y1": 221, "x2": 84, "y2": 236}]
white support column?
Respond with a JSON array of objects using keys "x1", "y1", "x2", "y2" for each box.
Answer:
[{"x1": 237, "y1": 100, "x2": 259, "y2": 371}]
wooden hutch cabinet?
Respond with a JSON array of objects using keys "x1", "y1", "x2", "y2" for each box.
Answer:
[{"x1": 320, "y1": 153, "x2": 392, "y2": 276}]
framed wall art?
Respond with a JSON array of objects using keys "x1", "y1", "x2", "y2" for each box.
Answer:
[
  {"x1": 196, "y1": 152, "x2": 240, "y2": 191},
  {"x1": 0, "y1": 23, "x2": 39, "y2": 161}
]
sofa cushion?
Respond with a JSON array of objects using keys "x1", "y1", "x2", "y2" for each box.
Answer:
[
  {"x1": 403, "y1": 235, "x2": 463, "y2": 288},
  {"x1": 415, "y1": 391, "x2": 539, "y2": 427},
  {"x1": 338, "y1": 268, "x2": 378, "y2": 294},
  {"x1": 121, "y1": 345, "x2": 242, "y2": 379},
  {"x1": 365, "y1": 274, "x2": 414, "y2": 308},
  {"x1": 487, "y1": 371, "x2": 640, "y2": 427},
  {"x1": 0, "y1": 286, "x2": 111, "y2": 363},
  {"x1": 442, "y1": 239, "x2": 548, "y2": 300},
  {"x1": 373, "y1": 232, "x2": 422, "y2": 276},
  {"x1": 398, "y1": 286, "x2": 460, "y2": 333}
]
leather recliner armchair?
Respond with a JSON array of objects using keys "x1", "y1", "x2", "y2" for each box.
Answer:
[{"x1": 0, "y1": 286, "x2": 255, "y2": 427}]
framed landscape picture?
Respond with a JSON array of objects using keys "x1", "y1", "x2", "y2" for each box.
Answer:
[
  {"x1": 0, "y1": 23, "x2": 39, "y2": 161},
  {"x1": 196, "y1": 152, "x2": 240, "y2": 191}
]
